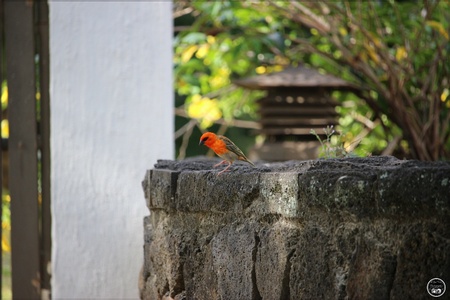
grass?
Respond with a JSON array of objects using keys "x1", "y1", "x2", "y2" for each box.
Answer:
[{"x1": 310, "y1": 125, "x2": 353, "y2": 158}]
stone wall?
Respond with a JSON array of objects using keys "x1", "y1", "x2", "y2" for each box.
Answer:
[{"x1": 140, "y1": 157, "x2": 450, "y2": 300}]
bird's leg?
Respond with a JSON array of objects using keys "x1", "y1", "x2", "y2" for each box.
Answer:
[
  {"x1": 217, "y1": 161, "x2": 232, "y2": 176},
  {"x1": 213, "y1": 160, "x2": 227, "y2": 168}
]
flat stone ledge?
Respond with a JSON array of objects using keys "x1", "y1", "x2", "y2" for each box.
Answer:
[{"x1": 145, "y1": 156, "x2": 450, "y2": 219}]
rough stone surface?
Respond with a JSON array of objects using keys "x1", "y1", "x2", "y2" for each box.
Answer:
[{"x1": 141, "y1": 156, "x2": 450, "y2": 300}]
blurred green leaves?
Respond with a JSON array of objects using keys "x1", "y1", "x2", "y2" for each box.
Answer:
[{"x1": 174, "y1": 0, "x2": 450, "y2": 160}]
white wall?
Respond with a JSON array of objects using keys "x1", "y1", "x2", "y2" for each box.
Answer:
[{"x1": 49, "y1": 2, "x2": 173, "y2": 298}]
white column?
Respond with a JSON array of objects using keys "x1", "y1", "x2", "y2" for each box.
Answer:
[{"x1": 49, "y1": 2, "x2": 173, "y2": 298}]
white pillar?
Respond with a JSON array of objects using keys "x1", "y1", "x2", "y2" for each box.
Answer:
[{"x1": 49, "y1": 2, "x2": 173, "y2": 298}]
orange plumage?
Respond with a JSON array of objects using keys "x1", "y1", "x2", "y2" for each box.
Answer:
[{"x1": 199, "y1": 132, "x2": 255, "y2": 175}]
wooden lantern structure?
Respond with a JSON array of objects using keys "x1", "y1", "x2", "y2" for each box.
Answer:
[{"x1": 234, "y1": 66, "x2": 357, "y2": 161}]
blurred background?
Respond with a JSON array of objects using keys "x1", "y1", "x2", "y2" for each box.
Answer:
[{"x1": 173, "y1": 1, "x2": 449, "y2": 161}]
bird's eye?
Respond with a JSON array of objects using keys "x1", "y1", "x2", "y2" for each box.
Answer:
[{"x1": 202, "y1": 137, "x2": 209, "y2": 142}]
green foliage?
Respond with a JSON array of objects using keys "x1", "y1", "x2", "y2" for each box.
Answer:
[
  {"x1": 174, "y1": 0, "x2": 450, "y2": 160},
  {"x1": 174, "y1": 3, "x2": 270, "y2": 124}
]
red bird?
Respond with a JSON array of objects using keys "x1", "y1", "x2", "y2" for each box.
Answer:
[{"x1": 199, "y1": 132, "x2": 255, "y2": 175}]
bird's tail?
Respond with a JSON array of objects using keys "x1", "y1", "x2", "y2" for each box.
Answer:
[{"x1": 242, "y1": 156, "x2": 256, "y2": 167}]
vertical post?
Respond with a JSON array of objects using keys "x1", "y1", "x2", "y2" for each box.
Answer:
[
  {"x1": 4, "y1": 1, "x2": 40, "y2": 299},
  {"x1": 37, "y1": 0, "x2": 51, "y2": 295}
]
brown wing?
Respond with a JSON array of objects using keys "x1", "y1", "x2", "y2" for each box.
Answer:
[{"x1": 218, "y1": 135, "x2": 255, "y2": 167}]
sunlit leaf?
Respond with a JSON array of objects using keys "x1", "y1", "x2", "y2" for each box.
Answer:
[
  {"x1": 339, "y1": 27, "x2": 348, "y2": 36},
  {"x1": 181, "y1": 45, "x2": 199, "y2": 63},
  {"x1": 426, "y1": 20, "x2": 449, "y2": 40},
  {"x1": 1, "y1": 85, "x2": 7, "y2": 110},
  {"x1": 255, "y1": 66, "x2": 266, "y2": 74},
  {"x1": 187, "y1": 95, "x2": 222, "y2": 129},
  {"x1": 1, "y1": 119, "x2": 8, "y2": 139},
  {"x1": 363, "y1": 42, "x2": 380, "y2": 65},
  {"x1": 395, "y1": 46, "x2": 408, "y2": 61},
  {"x1": 2, "y1": 235, "x2": 10, "y2": 252},
  {"x1": 441, "y1": 89, "x2": 449, "y2": 102}
]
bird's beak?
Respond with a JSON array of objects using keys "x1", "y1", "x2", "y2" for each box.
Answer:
[{"x1": 199, "y1": 140, "x2": 204, "y2": 146}]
